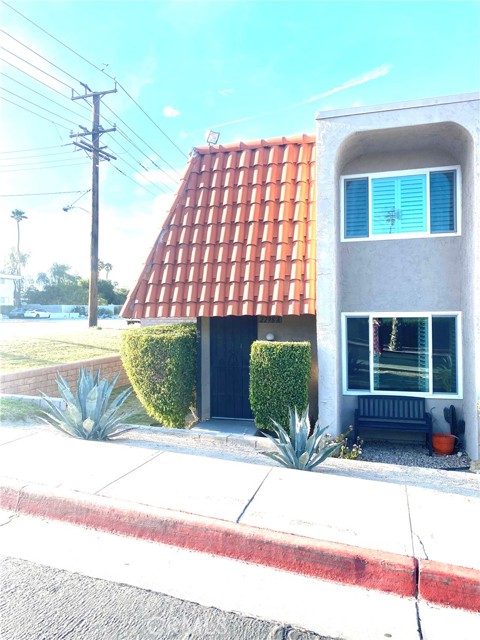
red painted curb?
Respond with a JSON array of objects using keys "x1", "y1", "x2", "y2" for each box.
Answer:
[
  {"x1": 419, "y1": 559, "x2": 480, "y2": 612},
  {"x1": 0, "y1": 479, "x2": 416, "y2": 598}
]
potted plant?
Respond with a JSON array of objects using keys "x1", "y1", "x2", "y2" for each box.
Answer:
[
  {"x1": 443, "y1": 405, "x2": 465, "y2": 453},
  {"x1": 430, "y1": 407, "x2": 456, "y2": 455}
]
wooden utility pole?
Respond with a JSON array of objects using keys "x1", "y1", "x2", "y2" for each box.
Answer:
[{"x1": 71, "y1": 85, "x2": 117, "y2": 327}]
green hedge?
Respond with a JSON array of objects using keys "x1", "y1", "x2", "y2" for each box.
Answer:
[
  {"x1": 249, "y1": 341, "x2": 311, "y2": 432},
  {"x1": 120, "y1": 323, "x2": 197, "y2": 428}
]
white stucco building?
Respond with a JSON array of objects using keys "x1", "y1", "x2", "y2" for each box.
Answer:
[
  {"x1": 316, "y1": 92, "x2": 480, "y2": 461},
  {"x1": 0, "y1": 274, "x2": 20, "y2": 306}
]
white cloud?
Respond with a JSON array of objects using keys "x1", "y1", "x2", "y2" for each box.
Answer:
[
  {"x1": 210, "y1": 114, "x2": 259, "y2": 129},
  {"x1": 207, "y1": 64, "x2": 392, "y2": 131},
  {"x1": 163, "y1": 106, "x2": 181, "y2": 118},
  {"x1": 219, "y1": 88, "x2": 233, "y2": 96},
  {"x1": 294, "y1": 64, "x2": 392, "y2": 106}
]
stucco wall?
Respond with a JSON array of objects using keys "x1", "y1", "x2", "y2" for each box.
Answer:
[
  {"x1": 340, "y1": 236, "x2": 462, "y2": 312},
  {"x1": 0, "y1": 355, "x2": 129, "y2": 397},
  {"x1": 316, "y1": 94, "x2": 480, "y2": 460}
]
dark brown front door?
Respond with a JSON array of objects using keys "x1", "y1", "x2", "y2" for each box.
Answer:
[{"x1": 210, "y1": 316, "x2": 257, "y2": 419}]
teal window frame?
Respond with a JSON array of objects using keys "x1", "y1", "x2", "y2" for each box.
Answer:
[{"x1": 341, "y1": 166, "x2": 461, "y2": 241}]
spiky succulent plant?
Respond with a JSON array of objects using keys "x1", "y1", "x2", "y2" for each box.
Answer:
[
  {"x1": 41, "y1": 368, "x2": 135, "y2": 441},
  {"x1": 261, "y1": 407, "x2": 341, "y2": 471}
]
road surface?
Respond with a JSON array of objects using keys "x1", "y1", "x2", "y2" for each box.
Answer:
[{"x1": 0, "y1": 555, "x2": 329, "y2": 640}]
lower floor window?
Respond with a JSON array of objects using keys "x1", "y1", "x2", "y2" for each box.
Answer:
[{"x1": 343, "y1": 313, "x2": 460, "y2": 396}]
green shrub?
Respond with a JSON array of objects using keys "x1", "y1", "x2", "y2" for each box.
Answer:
[
  {"x1": 120, "y1": 323, "x2": 197, "y2": 428},
  {"x1": 250, "y1": 340, "x2": 311, "y2": 431}
]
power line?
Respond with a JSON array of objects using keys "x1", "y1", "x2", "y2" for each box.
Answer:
[
  {"x1": 109, "y1": 152, "x2": 169, "y2": 195},
  {"x1": 0, "y1": 96, "x2": 72, "y2": 130},
  {"x1": 0, "y1": 57, "x2": 90, "y2": 113},
  {"x1": 1, "y1": 46, "x2": 74, "y2": 90},
  {"x1": 1, "y1": 86, "x2": 81, "y2": 126},
  {"x1": 116, "y1": 82, "x2": 187, "y2": 159},
  {"x1": 0, "y1": 29, "x2": 85, "y2": 89},
  {"x1": 2, "y1": 0, "x2": 116, "y2": 80},
  {"x1": 110, "y1": 123, "x2": 180, "y2": 185},
  {"x1": 1, "y1": 72, "x2": 91, "y2": 123},
  {"x1": 1, "y1": 161, "x2": 89, "y2": 173},
  {"x1": 0, "y1": 156, "x2": 88, "y2": 168},
  {"x1": 2, "y1": 1, "x2": 178, "y2": 203},
  {"x1": 104, "y1": 103, "x2": 182, "y2": 178},
  {"x1": 64, "y1": 189, "x2": 91, "y2": 208},
  {"x1": 105, "y1": 136, "x2": 172, "y2": 193},
  {"x1": 0, "y1": 144, "x2": 71, "y2": 154},
  {"x1": 98, "y1": 109, "x2": 180, "y2": 188},
  {"x1": 0, "y1": 150, "x2": 75, "y2": 161},
  {"x1": 109, "y1": 163, "x2": 163, "y2": 198},
  {"x1": 0, "y1": 190, "x2": 89, "y2": 197},
  {"x1": 2, "y1": 0, "x2": 188, "y2": 160}
]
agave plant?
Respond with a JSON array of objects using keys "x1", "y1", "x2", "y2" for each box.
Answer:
[
  {"x1": 261, "y1": 407, "x2": 341, "y2": 471},
  {"x1": 41, "y1": 368, "x2": 135, "y2": 441}
]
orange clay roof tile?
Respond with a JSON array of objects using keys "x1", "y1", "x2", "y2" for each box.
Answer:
[{"x1": 122, "y1": 133, "x2": 316, "y2": 319}]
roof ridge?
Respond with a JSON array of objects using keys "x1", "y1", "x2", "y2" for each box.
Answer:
[{"x1": 194, "y1": 133, "x2": 315, "y2": 155}]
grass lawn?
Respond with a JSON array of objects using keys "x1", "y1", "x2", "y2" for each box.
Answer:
[
  {"x1": 0, "y1": 328, "x2": 123, "y2": 373},
  {"x1": 0, "y1": 397, "x2": 44, "y2": 423},
  {"x1": 0, "y1": 386, "x2": 156, "y2": 427}
]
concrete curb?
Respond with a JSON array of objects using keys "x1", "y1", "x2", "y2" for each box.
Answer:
[
  {"x1": 2, "y1": 476, "x2": 479, "y2": 612},
  {"x1": 0, "y1": 477, "x2": 416, "y2": 598},
  {"x1": 419, "y1": 559, "x2": 480, "y2": 612}
]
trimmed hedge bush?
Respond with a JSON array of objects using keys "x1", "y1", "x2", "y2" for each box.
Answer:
[
  {"x1": 249, "y1": 340, "x2": 311, "y2": 432},
  {"x1": 120, "y1": 323, "x2": 197, "y2": 428}
]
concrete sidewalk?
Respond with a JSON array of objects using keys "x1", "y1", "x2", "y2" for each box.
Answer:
[{"x1": 0, "y1": 424, "x2": 479, "y2": 637}]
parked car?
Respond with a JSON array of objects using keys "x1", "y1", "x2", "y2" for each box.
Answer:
[
  {"x1": 24, "y1": 309, "x2": 51, "y2": 319},
  {"x1": 8, "y1": 308, "x2": 25, "y2": 318}
]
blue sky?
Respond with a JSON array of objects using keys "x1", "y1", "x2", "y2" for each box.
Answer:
[{"x1": 1, "y1": 0, "x2": 479, "y2": 288}]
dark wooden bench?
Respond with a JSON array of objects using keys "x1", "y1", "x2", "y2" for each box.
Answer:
[{"x1": 353, "y1": 396, "x2": 433, "y2": 456}]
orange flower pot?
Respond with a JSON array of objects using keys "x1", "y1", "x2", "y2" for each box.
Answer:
[{"x1": 432, "y1": 433, "x2": 456, "y2": 455}]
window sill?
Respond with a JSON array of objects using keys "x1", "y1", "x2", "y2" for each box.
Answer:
[
  {"x1": 343, "y1": 390, "x2": 462, "y2": 400},
  {"x1": 341, "y1": 232, "x2": 460, "y2": 243}
]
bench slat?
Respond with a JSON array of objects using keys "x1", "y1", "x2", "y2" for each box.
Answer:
[{"x1": 353, "y1": 395, "x2": 433, "y2": 456}]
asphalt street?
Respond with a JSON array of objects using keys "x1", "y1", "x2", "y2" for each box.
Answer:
[{"x1": 0, "y1": 555, "x2": 330, "y2": 640}]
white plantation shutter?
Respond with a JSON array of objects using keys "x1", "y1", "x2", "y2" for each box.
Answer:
[
  {"x1": 371, "y1": 177, "x2": 396, "y2": 235},
  {"x1": 372, "y1": 174, "x2": 426, "y2": 235},
  {"x1": 399, "y1": 174, "x2": 427, "y2": 232}
]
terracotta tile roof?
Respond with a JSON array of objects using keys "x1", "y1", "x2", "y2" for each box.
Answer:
[{"x1": 122, "y1": 133, "x2": 316, "y2": 319}]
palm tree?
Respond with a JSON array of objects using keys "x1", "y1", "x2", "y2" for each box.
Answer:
[
  {"x1": 11, "y1": 210, "x2": 27, "y2": 263},
  {"x1": 103, "y1": 263, "x2": 113, "y2": 280},
  {"x1": 10, "y1": 209, "x2": 27, "y2": 305},
  {"x1": 49, "y1": 263, "x2": 73, "y2": 285}
]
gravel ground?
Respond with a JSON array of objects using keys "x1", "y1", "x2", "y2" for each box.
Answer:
[
  {"x1": 357, "y1": 440, "x2": 471, "y2": 471},
  {"x1": 113, "y1": 425, "x2": 474, "y2": 473}
]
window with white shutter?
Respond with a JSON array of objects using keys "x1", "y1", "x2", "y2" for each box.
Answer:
[{"x1": 342, "y1": 167, "x2": 460, "y2": 241}]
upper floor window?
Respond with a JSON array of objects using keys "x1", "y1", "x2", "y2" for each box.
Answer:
[{"x1": 341, "y1": 166, "x2": 460, "y2": 241}]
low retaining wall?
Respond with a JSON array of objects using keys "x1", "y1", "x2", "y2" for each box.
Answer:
[{"x1": 0, "y1": 355, "x2": 129, "y2": 397}]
